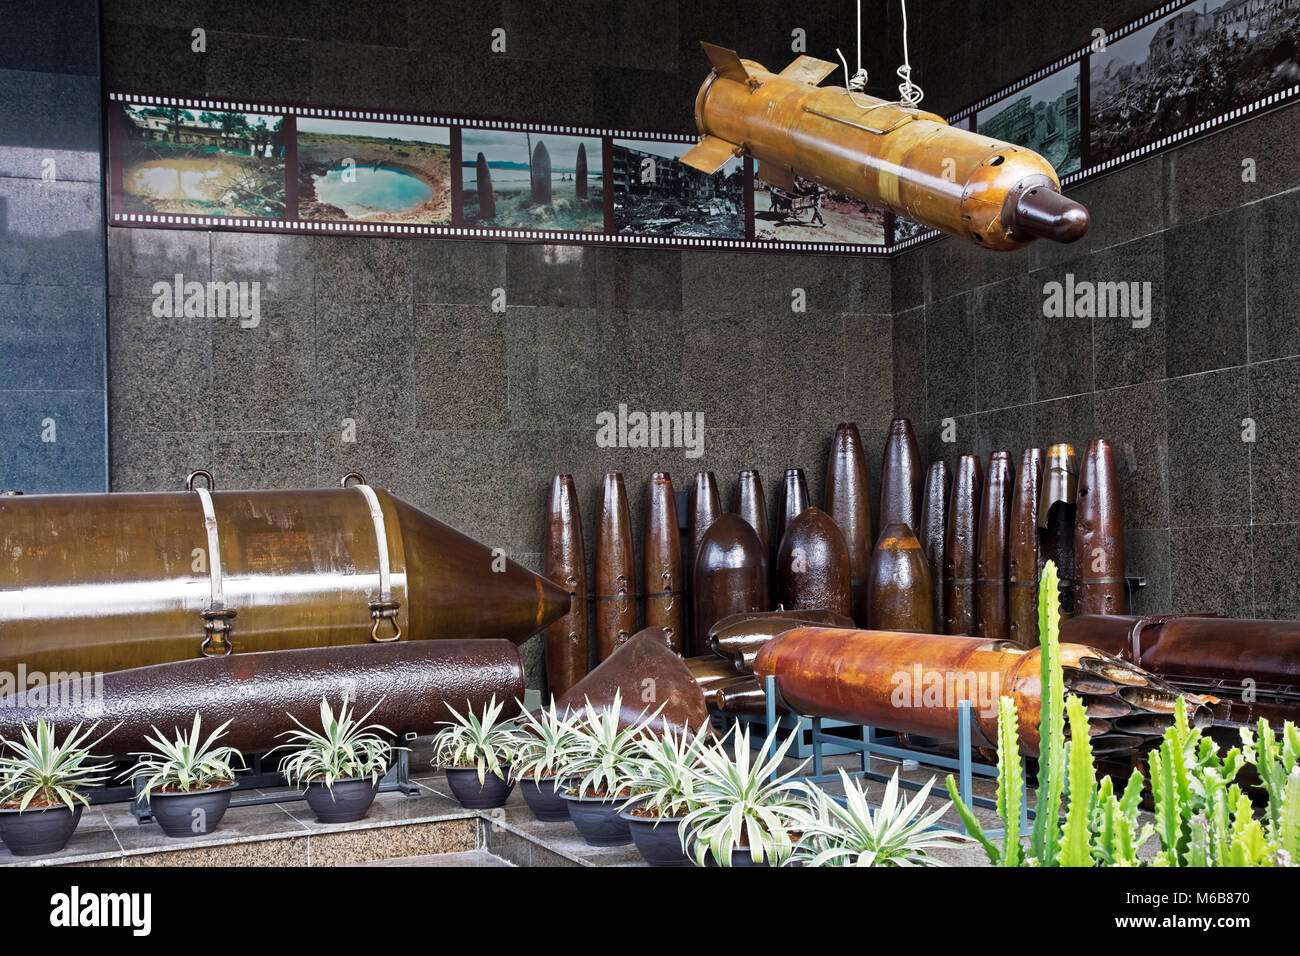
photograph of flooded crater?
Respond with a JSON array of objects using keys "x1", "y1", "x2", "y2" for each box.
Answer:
[
  {"x1": 118, "y1": 103, "x2": 286, "y2": 218},
  {"x1": 611, "y1": 138, "x2": 743, "y2": 239},
  {"x1": 296, "y1": 119, "x2": 451, "y2": 225},
  {"x1": 461, "y1": 129, "x2": 604, "y2": 232}
]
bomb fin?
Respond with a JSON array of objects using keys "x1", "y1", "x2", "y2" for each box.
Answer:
[
  {"x1": 779, "y1": 54, "x2": 838, "y2": 87},
  {"x1": 680, "y1": 134, "x2": 740, "y2": 174},
  {"x1": 757, "y1": 160, "x2": 796, "y2": 192},
  {"x1": 700, "y1": 41, "x2": 751, "y2": 83}
]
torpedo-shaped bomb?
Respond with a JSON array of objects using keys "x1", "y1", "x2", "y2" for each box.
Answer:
[
  {"x1": 775, "y1": 468, "x2": 810, "y2": 545},
  {"x1": 879, "y1": 419, "x2": 923, "y2": 540},
  {"x1": 825, "y1": 423, "x2": 873, "y2": 625},
  {"x1": 732, "y1": 469, "x2": 770, "y2": 553},
  {"x1": 1008, "y1": 448, "x2": 1045, "y2": 648},
  {"x1": 1074, "y1": 440, "x2": 1129, "y2": 616},
  {"x1": 687, "y1": 471, "x2": 722, "y2": 590},
  {"x1": 543, "y1": 474, "x2": 588, "y2": 698}
]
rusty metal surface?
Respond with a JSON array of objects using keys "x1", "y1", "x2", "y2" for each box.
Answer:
[
  {"x1": 543, "y1": 475, "x2": 588, "y2": 698},
  {"x1": 707, "y1": 608, "x2": 855, "y2": 672},
  {"x1": 692, "y1": 513, "x2": 769, "y2": 653},
  {"x1": 753, "y1": 626, "x2": 1209, "y2": 757},
  {"x1": 554, "y1": 627, "x2": 710, "y2": 736},
  {"x1": 685, "y1": 654, "x2": 748, "y2": 694},
  {"x1": 643, "y1": 471, "x2": 685, "y2": 655},
  {"x1": 0, "y1": 640, "x2": 524, "y2": 758},
  {"x1": 594, "y1": 473, "x2": 637, "y2": 663},
  {"x1": 1038, "y1": 443, "x2": 1078, "y2": 617},
  {"x1": 685, "y1": 45, "x2": 1088, "y2": 251},
  {"x1": 687, "y1": 471, "x2": 722, "y2": 600},
  {"x1": 824, "y1": 423, "x2": 873, "y2": 625},
  {"x1": 775, "y1": 468, "x2": 810, "y2": 548},
  {"x1": 713, "y1": 678, "x2": 775, "y2": 716},
  {"x1": 919, "y1": 460, "x2": 950, "y2": 632},
  {"x1": 1074, "y1": 440, "x2": 1129, "y2": 616},
  {"x1": 0, "y1": 486, "x2": 570, "y2": 677},
  {"x1": 866, "y1": 521, "x2": 934, "y2": 633},
  {"x1": 732, "y1": 470, "x2": 770, "y2": 553},
  {"x1": 879, "y1": 419, "x2": 923, "y2": 541},
  {"x1": 944, "y1": 455, "x2": 983, "y2": 636},
  {"x1": 976, "y1": 451, "x2": 1015, "y2": 642},
  {"x1": 1008, "y1": 449, "x2": 1044, "y2": 649},
  {"x1": 775, "y1": 506, "x2": 852, "y2": 619}
]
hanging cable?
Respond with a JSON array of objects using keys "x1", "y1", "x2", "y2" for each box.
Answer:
[
  {"x1": 836, "y1": 0, "x2": 924, "y2": 111},
  {"x1": 894, "y1": 0, "x2": 924, "y2": 107}
]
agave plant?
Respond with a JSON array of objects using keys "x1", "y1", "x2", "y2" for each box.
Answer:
[
  {"x1": 272, "y1": 697, "x2": 397, "y2": 792},
  {"x1": 430, "y1": 696, "x2": 517, "y2": 784},
  {"x1": 622, "y1": 723, "x2": 710, "y2": 819},
  {"x1": 0, "y1": 719, "x2": 117, "y2": 812},
  {"x1": 510, "y1": 699, "x2": 584, "y2": 785},
  {"x1": 679, "y1": 723, "x2": 808, "y2": 866},
  {"x1": 121, "y1": 712, "x2": 245, "y2": 800},
  {"x1": 563, "y1": 690, "x2": 661, "y2": 800},
  {"x1": 793, "y1": 768, "x2": 970, "y2": 867}
]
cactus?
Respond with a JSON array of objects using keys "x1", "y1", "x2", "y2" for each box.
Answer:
[
  {"x1": 1029, "y1": 559, "x2": 1065, "y2": 866},
  {"x1": 945, "y1": 695, "x2": 1021, "y2": 866},
  {"x1": 1240, "y1": 718, "x2": 1300, "y2": 863},
  {"x1": 1058, "y1": 694, "x2": 1097, "y2": 866}
]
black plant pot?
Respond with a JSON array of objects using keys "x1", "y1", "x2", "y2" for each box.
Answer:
[
  {"x1": 704, "y1": 846, "x2": 779, "y2": 867},
  {"x1": 147, "y1": 782, "x2": 236, "y2": 838},
  {"x1": 444, "y1": 765, "x2": 514, "y2": 809},
  {"x1": 302, "y1": 777, "x2": 379, "y2": 824},
  {"x1": 517, "y1": 776, "x2": 570, "y2": 821},
  {"x1": 0, "y1": 804, "x2": 83, "y2": 857},
  {"x1": 619, "y1": 805, "x2": 691, "y2": 866},
  {"x1": 560, "y1": 791, "x2": 632, "y2": 847}
]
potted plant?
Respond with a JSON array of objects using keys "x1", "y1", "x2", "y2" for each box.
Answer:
[
  {"x1": 0, "y1": 719, "x2": 115, "y2": 857},
  {"x1": 618, "y1": 724, "x2": 709, "y2": 866},
  {"x1": 431, "y1": 696, "x2": 517, "y2": 809},
  {"x1": 121, "y1": 712, "x2": 245, "y2": 838},
  {"x1": 273, "y1": 697, "x2": 397, "y2": 824},
  {"x1": 792, "y1": 768, "x2": 969, "y2": 866},
  {"x1": 679, "y1": 723, "x2": 807, "y2": 867},
  {"x1": 559, "y1": 690, "x2": 660, "y2": 847},
  {"x1": 510, "y1": 701, "x2": 584, "y2": 821}
]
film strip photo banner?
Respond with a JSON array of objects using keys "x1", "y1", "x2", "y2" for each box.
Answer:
[{"x1": 105, "y1": 93, "x2": 894, "y2": 256}]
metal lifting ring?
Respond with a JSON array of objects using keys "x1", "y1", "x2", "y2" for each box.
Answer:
[
  {"x1": 185, "y1": 469, "x2": 215, "y2": 491},
  {"x1": 200, "y1": 634, "x2": 234, "y2": 657},
  {"x1": 340, "y1": 472, "x2": 366, "y2": 487}
]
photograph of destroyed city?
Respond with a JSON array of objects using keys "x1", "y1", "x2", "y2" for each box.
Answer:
[
  {"x1": 1090, "y1": 0, "x2": 1300, "y2": 163},
  {"x1": 611, "y1": 139, "x2": 743, "y2": 239},
  {"x1": 296, "y1": 119, "x2": 451, "y2": 225},
  {"x1": 753, "y1": 169, "x2": 888, "y2": 245},
  {"x1": 977, "y1": 63, "x2": 1082, "y2": 176},
  {"x1": 117, "y1": 103, "x2": 286, "y2": 218},
  {"x1": 461, "y1": 129, "x2": 604, "y2": 232}
]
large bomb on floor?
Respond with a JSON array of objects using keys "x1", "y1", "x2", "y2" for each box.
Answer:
[
  {"x1": 0, "y1": 640, "x2": 525, "y2": 758},
  {"x1": 0, "y1": 481, "x2": 571, "y2": 676},
  {"x1": 918, "y1": 460, "x2": 950, "y2": 630},
  {"x1": 976, "y1": 451, "x2": 1014, "y2": 641},
  {"x1": 867, "y1": 521, "x2": 934, "y2": 633},
  {"x1": 1039, "y1": 443, "x2": 1078, "y2": 616},
  {"x1": 775, "y1": 506, "x2": 852, "y2": 619},
  {"x1": 692, "y1": 513, "x2": 769, "y2": 650},
  {"x1": 594, "y1": 473, "x2": 637, "y2": 662},
  {"x1": 879, "y1": 419, "x2": 923, "y2": 538},
  {"x1": 824, "y1": 423, "x2": 873, "y2": 625},
  {"x1": 543, "y1": 474, "x2": 588, "y2": 698},
  {"x1": 643, "y1": 471, "x2": 686, "y2": 655},
  {"x1": 1074, "y1": 440, "x2": 1129, "y2": 616},
  {"x1": 1008, "y1": 448, "x2": 1044, "y2": 649}
]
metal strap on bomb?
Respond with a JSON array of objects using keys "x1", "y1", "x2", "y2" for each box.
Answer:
[
  {"x1": 186, "y1": 470, "x2": 235, "y2": 658},
  {"x1": 342, "y1": 473, "x2": 402, "y2": 642}
]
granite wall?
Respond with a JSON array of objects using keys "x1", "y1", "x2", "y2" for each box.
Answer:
[
  {"x1": 0, "y1": 0, "x2": 107, "y2": 492},
  {"x1": 99, "y1": 1, "x2": 896, "y2": 685},
  {"x1": 890, "y1": 1, "x2": 1300, "y2": 620}
]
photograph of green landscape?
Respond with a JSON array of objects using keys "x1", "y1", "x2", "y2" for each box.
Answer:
[
  {"x1": 118, "y1": 103, "x2": 286, "y2": 217},
  {"x1": 296, "y1": 119, "x2": 451, "y2": 225},
  {"x1": 461, "y1": 129, "x2": 604, "y2": 232}
]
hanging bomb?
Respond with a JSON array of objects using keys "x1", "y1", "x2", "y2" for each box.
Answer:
[
  {"x1": 824, "y1": 423, "x2": 873, "y2": 625},
  {"x1": 976, "y1": 451, "x2": 1015, "y2": 642},
  {"x1": 543, "y1": 474, "x2": 588, "y2": 698},
  {"x1": 866, "y1": 521, "x2": 934, "y2": 633},
  {"x1": 593, "y1": 473, "x2": 637, "y2": 662},
  {"x1": 944, "y1": 455, "x2": 984, "y2": 635},
  {"x1": 776, "y1": 506, "x2": 852, "y2": 619},
  {"x1": 643, "y1": 472, "x2": 686, "y2": 655}
]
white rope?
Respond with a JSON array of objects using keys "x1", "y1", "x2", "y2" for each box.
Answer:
[
  {"x1": 836, "y1": 0, "x2": 924, "y2": 111},
  {"x1": 895, "y1": 0, "x2": 925, "y2": 107}
]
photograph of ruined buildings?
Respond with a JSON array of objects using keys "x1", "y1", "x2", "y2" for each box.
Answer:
[
  {"x1": 977, "y1": 64, "x2": 1082, "y2": 176},
  {"x1": 1091, "y1": 0, "x2": 1300, "y2": 163},
  {"x1": 118, "y1": 104, "x2": 286, "y2": 218},
  {"x1": 611, "y1": 139, "x2": 744, "y2": 238}
]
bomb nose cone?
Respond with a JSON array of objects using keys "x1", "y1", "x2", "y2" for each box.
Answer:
[{"x1": 1006, "y1": 184, "x2": 1091, "y2": 243}]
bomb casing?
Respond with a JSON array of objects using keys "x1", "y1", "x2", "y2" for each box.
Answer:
[
  {"x1": 594, "y1": 473, "x2": 637, "y2": 662},
  {"x1": 543, "y1": 474, "x2": 589, "y2": 697},
  {"x1": 643, "y1": 471, "x2": 686, "y2": 655},
  {"x1": 775, "y1": 506, "x2": 852, "y2": 620},
  {"x1": 976, "y1": 451, "x2": 1015, "y2": 641},
  {"x1": 825, "y1": 423, "x2": 873, "y2": 625},
  {"x1": 944, "y1": 455, "x2": 984, "y2": 636}
]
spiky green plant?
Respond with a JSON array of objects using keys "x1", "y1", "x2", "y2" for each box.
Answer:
[
  {"x1": 622, "y1": 723, "x2": 709, "y2": 818},
  {"x1": 792, "y1": 768, "x2": 971, "y2": 867},
  {"x1": 0, "y1": 719, "x2": 117, "y2": 812},
  {"x1": 430, "y1": 695, "x2": 516, "y2": 784},
  {"x1": 947, "y1": 696, "x2": 1022, "y2": 865},
  {"x1": 121, "y1": 712, "x2": 244, "y2": 800},
  {"x1": 678, "y1": 723, "x2": 807, "y2": 866},
  {"x1": 509, "y1": 699, "x2": 584, "y2": 787},
  {"x1": 561, "y1": 690, "x2": 661, "y2": 800},
  {"x1": 272, "y1": 697, "x2": 398, "y2": 792},
  {"x1": 1029, "y1": 558, "x2": 1066, "y2": 866},
  {"x1": 1240, "y1": 717, "x2": 1300, "y2": 855},
  {"x1": 1058, "y1": 694, "x2": 1099, "y2": 866}
]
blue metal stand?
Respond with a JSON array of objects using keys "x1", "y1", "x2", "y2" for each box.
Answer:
[{"x1": 758, "y1": 675, "x2": 1031, "y2": 837}]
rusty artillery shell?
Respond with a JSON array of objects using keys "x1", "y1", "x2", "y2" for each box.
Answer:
[
  {"x1": 976, "y1": 451, "x2": 1015, "y2": 642},
  {"x1": 879, "y1": 418, "x2": 923, "y2": 542},
  {"x1": 732, "y1": 469, "x2": 770, "y2": 553},
  {"x1": 713, "y1": 678, "x2": 774, "y2": 716},
  {"x1": 543, "y1": 475, "x2": 588, "y2": 698},
  {"x1": 643, "y1": 471, "x2": 686, "y2": 655},
  {"x1": 825, "y1": 423, "x2": 873, "y2": 625},
  {"x1": 692, "y1": 513, "x2": 770, "y2": 653},
  {"x1": 1007, "y1": 448, "x2": 1045, "y2": 649},
  {"x1": 553, "y1": 626, "x2": 710, "y2": 736},
  {"x1": 0, "y1": 484, "x2": 570, "y2": 677},
  {"x1": 944, "y1": 455, "x2": 984, "y2": 635},
  {"x1": 866, "y1": 521, "x2": 935, "y2": 633},
  {"x1": 686, "y1": 655, "x2": 748, "y2": 695},
  {"x1": 708, "y1": 608, "x2": 855, "y2": 672},
  {"x1": 776, "y1": 467, "x2": 810, "y2": 542},
  {"x1": 0, "y1": 640, "x2": 524, "y2": 758},
  {"x1": 594, "y1": 473, "x2": 637, "y2": 663},
  {"x1": 753, "y1": 626, "x2": 1210, "y2": 758},
  {"x1": 1039, "y1": 442, "x2": 1078, "y2": 616},
  {"x1": 918, "y1": 460, "x2": 950, "y2": 630},
  {"x1": 776, "y1": 506, "x2": 852, "y2": 619},
  {"x1": 1074, "y1": 439, "x2": 1129, "y2": 616},
  {"x1": 687, "y1": 471, "x2": 722, "y2": 590}
]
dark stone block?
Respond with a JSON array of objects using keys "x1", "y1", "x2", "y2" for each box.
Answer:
[
  {"x1": 413, "y1": 240, "x2": 507, "y2": 306},
  {"x1": 922, "y1": 293, "x2": 976, "y2": 420},
  {"x1": 679, "y1": 309, "x2": 762, "y2": 431},
  {"x1": 762, "y1": 310, "x2": 845, "y2": 429},
  {"x1": 1094, "y1": 381, "x2": 1169, "y2": 530},
  {"x1": 309, "y1": 41, "x2": 420, "y2": 111},
  {"x1": 212, "y1": 294, "x2": 316, "y2": 432},
  {"x1": 610, "y1": 248, "x2": 682, "y2": 311},
  {"x1": 314, "y1": 297, "x2": 415, "y2": 433},
  {"x1": 0, "y1": 70, "x2": 101, "y2": 179},
  {"x1": 211, "y1": 430, "x2": 316, "y2": 490},
  {"x1": 1247, "y1": 357, "x2": 1300, "y2": 526},
  {"x1": 845, "y1": 313, "x2": 893, "y2": 428},
  {"x1": 1125, "y1": 527, "x2": 1171, "y2": 617},
  {"x1": 973, "y1": 274, "x2": 1037, "y2": 410},
  {"x1": 1084, "y1": 234, "x2": 1166, "y2": 390},
  {"x1": 110, "y1": 430, "x2": 214, "y2": 491},
  {"x1": 975, "y1": 404, "x2": 1034, "y2": 463},
  {"x1": 0, "y1": 282, "x2": 105, "y2": 390},
  {"x1": 1170, "y1": 525, "x2": 1253, "y2": 618},
  {"x1": 108, "y1": 295, "x2": 212, "y2": 433},
  {"x1": 204, "y1": 33, "x2": 311, "y2": 102},
  {"x1": 1251, "y1": 523, "x2": 1300, "y2": 621},
  {"x1": 109, "y1": 227, "x2": 211, "y2": 298},
  {"x1": 1166, "y1": 367, "x2": 1250, "y2": 528},
  {"x1": 0, "y1": 387, "x2": 106, "y2": 493},
  {"x1": 0, "y1": 178, "x2": 103, "y2": 286},
  {"x1": 1163, "y1": 210, "x2": 1246, "y2": 378},
  {"x1": 1245, "y1": 188, "x2": 1300, "y2": 364},
  {"x1": 0, "y1": 0, "x2": 99, "y2": 75},
  {"x1": 891, "y1": 305, "x2": 926, "y2": 424},
  {"x1": 310, "y1": 236, "x2": 413, "y2": 304},
  {"x1": 1030, "y1": 392, "x2": 1096, "y2": 454},
  {"x1": 414, "y1": 303, "x2": 508, "y2": 429},
  {"x1": 505, "y1": 243, "x2": 613, "y2": 309},
  {"x1": 101, "y1": 22, "x2": 207, "y2": 97}
]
